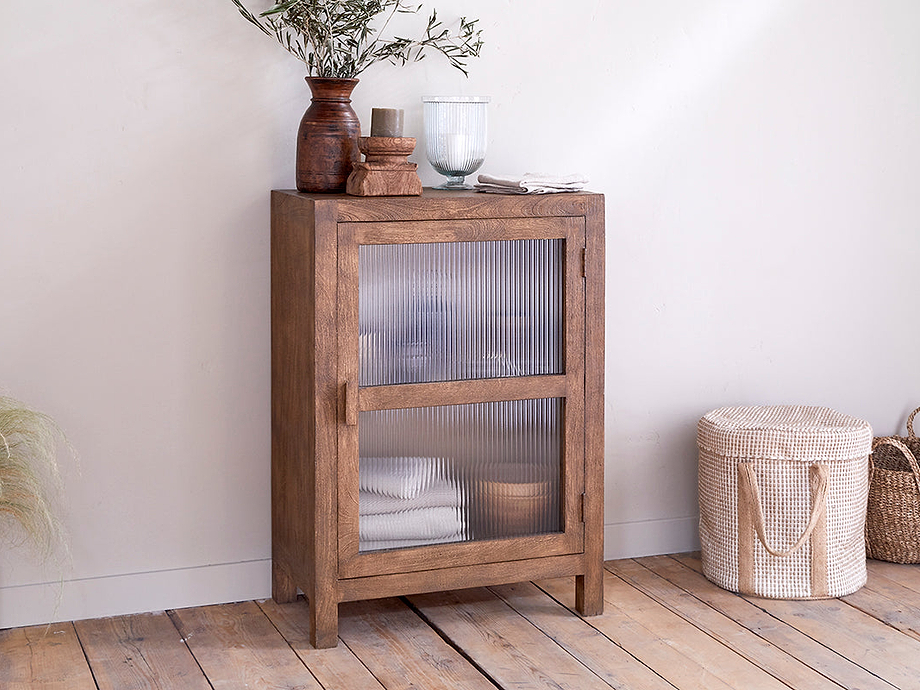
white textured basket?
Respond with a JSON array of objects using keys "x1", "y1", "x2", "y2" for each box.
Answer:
[{"x1": 698, "y1": 405, "x2": 872, "y2": 599}]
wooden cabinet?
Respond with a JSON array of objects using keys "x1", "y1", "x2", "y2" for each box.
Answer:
[{"x1": 271, "y1": 189, "x2": 605, "y2": 648}]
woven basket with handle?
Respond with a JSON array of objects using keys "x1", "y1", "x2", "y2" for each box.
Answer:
[
  {"x1": 698, "y1": 406, "x2": 872, "y2": 599},
  {"x1": 866, "y1": 406, "x2": 920, "y2": 564}
]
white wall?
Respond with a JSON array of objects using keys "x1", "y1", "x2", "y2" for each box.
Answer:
[{"x1": 1, "y1": 0, "x2": 918, "y2": 628}]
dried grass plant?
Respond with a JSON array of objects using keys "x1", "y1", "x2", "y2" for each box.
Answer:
[{"x1": 0, "y1": 396, "x2": 68, "y2": 558}]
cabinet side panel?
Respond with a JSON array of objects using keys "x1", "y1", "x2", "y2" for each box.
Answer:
[
  {"x1": 271, "y1": 192, "x2": 317, "y2": 599},
  {"x1": 310, "y1": 200, "x2": 342, "y2": 648},
  {"x1": 578, "y1": 194, "x2": 605, "y2": 614}
]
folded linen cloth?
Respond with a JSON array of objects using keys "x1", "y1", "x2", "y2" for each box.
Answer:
[
  {"x1": 359, "y1": 479, "x2": 461, "y2": 515},
  {"x1": 360, "y1": 534, "x2": 465, "y2": 551},
  {"x1": 475, "y1": 173, "x2": 588, "y2": 194},
  {"x1": 359, "y1": 506, "x2": 465, "y2": 542},
  {"x1": 359, "y1": 456, "x2": 440, "y2": 499}
]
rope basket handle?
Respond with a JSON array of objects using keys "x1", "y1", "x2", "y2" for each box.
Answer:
[
  {"x1": 908, "y1": 406, "x2": 919, "y2": 439},
  {"x1": 872, "y1": 436, "x2": 920, "y2": 497},
  {"x1": 738, "y1": 463, "x2": 828, "y2": 558}
]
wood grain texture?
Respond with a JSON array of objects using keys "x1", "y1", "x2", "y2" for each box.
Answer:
[
  {"x1": 272, "y1": 189, "x2": 605, "y2": 647},
  {"x1": 409, "y1": 586, "x2": 614, "y2": 690},
  {"x1": 270, "y1": 189, "x2": 592, "y2": 223},
  {"x1": 339, "y1": 525, "x2": 583, "y2": 580},
  {"x1": 258, "y1": 598, "x2": 386, "y2": 689},
  {"x1": 339, "y1": 553, "x2": 586, "y2": 602},
  {"x1": 678, "y1": 553, "x2": 918, "y2": 688},
  {"x1": 345, "y1": 169, "x2": 424, "y2": 197},
  {"x1": 649, "y1": 554, "x2": 895, "y2": 690},
  {"x1": 738, "y1": 584, "x2": 920, "y2": 687},
  {"x1": 349, "y1": 216, "x2": 574, "y2": 244},
  {"x1": 612, "y1": 558, "x2": 842, "y2": 690},
  {"x1": 336, "y1": 598, "x2": 496, "y2": 690},
  {"x1": 74, "y1": 612, "x2": 209, "y2": 690},
  {"x1": 867, "y1": 558, "x2": 920, "y2": 595},
  {"x1": 538, "y1": 573, "x2": 781, "y2": 690},
  {"x1": 336, "y1": 215, "x2": 362, "y2": 567},
  {"x1": 489, "y1": 581, "x2": 675, "y2": 689},
  {"x1": 844, "y1": 566, "x2": 920, "y2": 642},
  {"x1": 309, "y1": 199, "x2": 343, "y2": 649},
  {"x1": 271, "y1": 190, "x2": 316, "y2": 606},
  {"x1": 579, "y1": 193, "x2": 606, "y2": 616},
  {"x1": 8, "y1": 555, "x2": 920, "y2": 689},
  {"x1": 169, "y1": 601, "x2": 322, "y2": 689},
  {"x1": 345, "y1": 140, "x2": 423, "y2": 197},
  {"x1": 357, "y1": 375, "x2": 568, "y2": 412},
  {"x1": 0, "y1": 622, "x2": 96, "y2": 690}
]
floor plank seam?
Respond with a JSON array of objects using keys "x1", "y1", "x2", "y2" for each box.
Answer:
[
  {"x1": 663, "y1": 554, "x2": 904, "y2": 689},
  {"x1": 528, "y1": 579, "x2": 683, "y2": 689},
  {"x1": 338, "y1": 634, "x2": 384, "y2": 688},
  {"x1": 621, "y1": 558, "x2": 840, "y2": 690},
  {"x1": 255, "y1": 599, "x2": 327, "y2": 689},
  {"x1": 165, "y1": 609, "x2": 217, "y2": 690},
  {"x1": 735, "y1": 592, "x2": 902, "y2": 689},
  {"x1": 488, "y1": 582, "x2": 680, "y2": 690},
  {"x1": 7, "y1": 556, "x2": 920, "y2": 690},
  {"x1": 70, "y1": 621, "x2": 103, "y2": 690},
  {"x1": 399, "y1": 595, "x2": 504, "y2": 690},
  {"x1": 841, "y1": 583, "x2": 920, "y2": 643}
]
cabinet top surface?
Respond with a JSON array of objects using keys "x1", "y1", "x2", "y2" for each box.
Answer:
[{"x1": 271, "y1": 188, "x2": 604, "y2": 223}]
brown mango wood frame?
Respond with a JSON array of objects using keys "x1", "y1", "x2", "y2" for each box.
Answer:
[{"x1": 271, "y1": 189, "x2": 605, "y2": 648}]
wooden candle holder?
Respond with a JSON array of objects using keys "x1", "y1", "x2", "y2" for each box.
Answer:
[{"x1": 346, "y1": 137, "x2": 423, "y2": 197}]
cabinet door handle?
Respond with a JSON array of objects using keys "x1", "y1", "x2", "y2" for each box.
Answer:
[{"x1": 345, "y1": 381, "x2": 359, "y2": 426}]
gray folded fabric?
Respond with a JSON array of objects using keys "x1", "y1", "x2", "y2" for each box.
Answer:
[{"x1": 475, "y1": 172, "x2": 588, "y2": 194}]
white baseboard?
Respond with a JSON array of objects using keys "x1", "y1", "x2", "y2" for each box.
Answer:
[
  {"x1": 604, "y1": 515, "x2": 700, "y2": 561},
  {"x1": 1, "y1": 518, "x2": 700, "y2": 629},
  {"x1": 0, "y1": 559, "x2": 271, "y2": 630}
]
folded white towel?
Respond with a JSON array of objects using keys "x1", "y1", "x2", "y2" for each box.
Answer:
[
  {"x1": 475, "y1": 173, "x2": 588, "y2": 195},
  {"x1": 359, "y1": 479, "x2": 461, "y2": 515},
  {"x1": 360, "y1": 534, "x2": 464, "y2": 551},
  {"x1": 359, "y1": 457, "x2": 440, "y2": 499},
  {"x1": 359, "y1": 506, "x2": 465, "y2": 542}
]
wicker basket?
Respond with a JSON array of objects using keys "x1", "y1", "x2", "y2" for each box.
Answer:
[
  {"x1": 698, "y1": 406, "x2": 872, "y2": 599},
  {"x1": 865, "y1": 407, "x2": 920, "y2": 564}
]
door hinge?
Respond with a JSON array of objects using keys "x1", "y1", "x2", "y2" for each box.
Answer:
[
  {"x1": 581, "y1": 247, "x2": 587, "y2": 278},
  {"x1": 580, "y1": 492, "x2": 586, "y2": 523}
]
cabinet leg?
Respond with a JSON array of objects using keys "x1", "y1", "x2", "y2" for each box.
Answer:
[
  {"x1": 272, "y1": 559, "x2": 298, "y2": 604},
  {"x1": 309, "y1": 592, "x2": 339, "y2": 649},
  {"x1": 575, "y1": 566, "x2": 604, "y2": 616}
]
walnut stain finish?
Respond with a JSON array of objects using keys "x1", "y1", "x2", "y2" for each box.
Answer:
[{"x1": 271, "y1": 189, "x2": 606, "y2": 647}]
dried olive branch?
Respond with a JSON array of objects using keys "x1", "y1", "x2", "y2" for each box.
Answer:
[{"x1": 230, "y1": 0, "x2": 482, "y2": 78}]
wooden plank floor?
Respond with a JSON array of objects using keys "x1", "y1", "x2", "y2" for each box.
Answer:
[{"x1": 4, "y1": 554, "x2": 920, "y2": 689}]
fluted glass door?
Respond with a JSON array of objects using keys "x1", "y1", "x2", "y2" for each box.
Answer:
[{"x1": 338, "y1": 216, "x2": 585, "y2": 575}]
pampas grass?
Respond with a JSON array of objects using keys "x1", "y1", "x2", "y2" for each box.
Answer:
[{"x1": 0, "y1": 396, "x2": 67, "y2": 558}]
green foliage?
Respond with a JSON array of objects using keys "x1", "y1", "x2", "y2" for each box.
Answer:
[
  {"x1": 0, "y1": 397, "x2": 67, "y2": 557},
  {"x1": 230, "y1": 0, "x2": 483, "y2": 78}
]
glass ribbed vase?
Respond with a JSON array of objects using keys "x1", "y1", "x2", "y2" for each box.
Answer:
[{"x1": 422, "y1": 96, "x2": 489, "y2": 190}]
